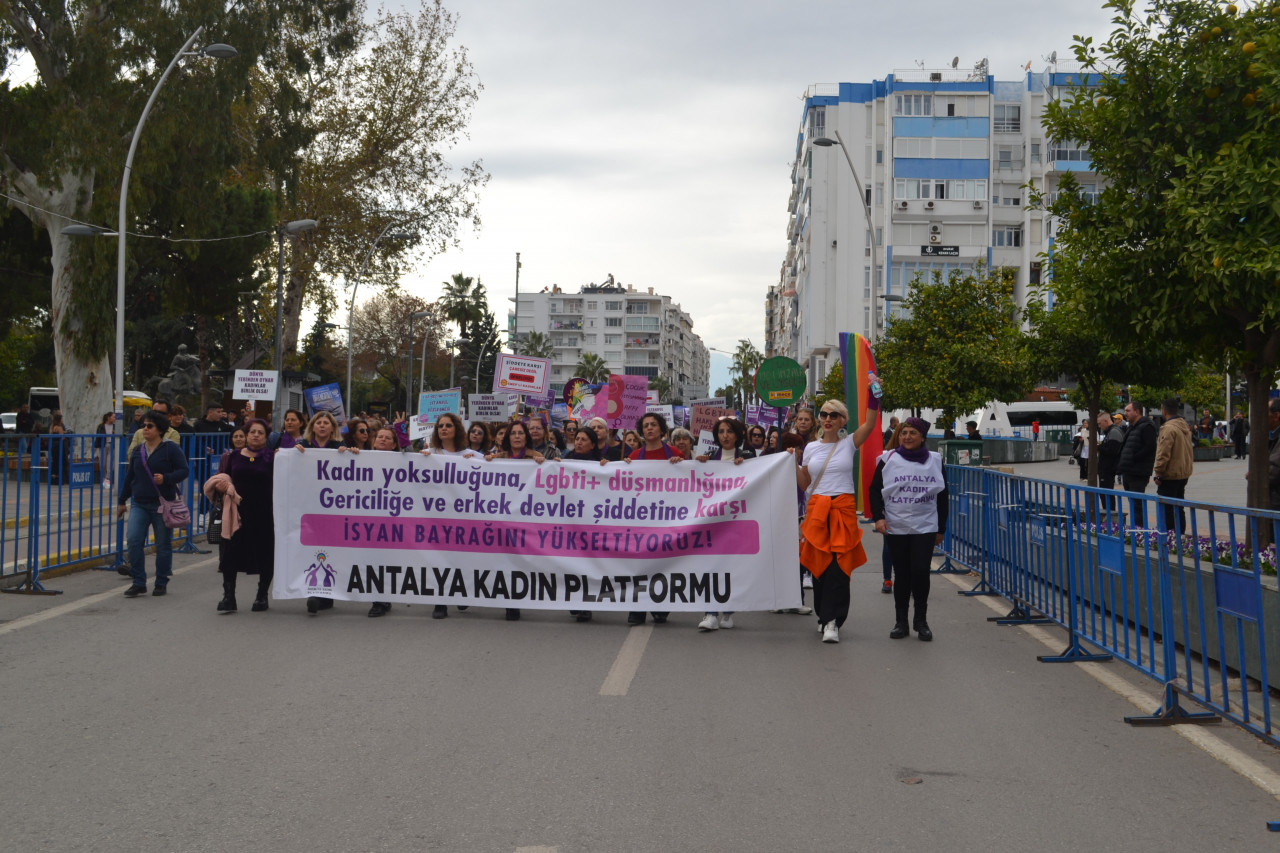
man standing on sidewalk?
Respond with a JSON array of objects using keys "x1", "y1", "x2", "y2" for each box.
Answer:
[
  {"x1": 1117, "y1": 402, "x2": 1157, "y2": 526},
  {"x1": 1096, "y1": 412, "x2": 1124, "y2": 495},
  {"x1": 1154, "y1": 398, "x2": 1194, "y2": 534}
]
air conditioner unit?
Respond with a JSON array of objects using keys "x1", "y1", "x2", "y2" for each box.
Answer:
[
  {"x1": 973, "y1": 200, "x2": 984, "y2": 209},
  {"x1": 929, "y1": 234, "x2": 941, "y2": 244},
  {"x1": 897, "y1": 200, "x2": 908, "y2": 210},
  {"x1": 929, "y1": 224, "x2": 942, "y2": 234},
  {"x1": 925, "y1": 200, "x2": 935, "y2": 210}
]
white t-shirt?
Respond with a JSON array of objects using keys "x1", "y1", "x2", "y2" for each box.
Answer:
[
  {"x1": 878, "y1": 449, "x2": 946, "y2": 534},
  {"x1": 802, "y1": 437, "x2": 857, "y2": 497}
]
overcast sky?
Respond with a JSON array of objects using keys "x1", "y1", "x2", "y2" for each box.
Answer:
[{"x1": 387, "y1": 0, "x2": 1118, "y2": 383}]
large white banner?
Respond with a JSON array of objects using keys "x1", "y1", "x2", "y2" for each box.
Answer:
[{"x1": 271, "y1": 450, "x2": 801, "y2": 611}]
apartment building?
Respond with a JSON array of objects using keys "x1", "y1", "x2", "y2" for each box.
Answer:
[
  {"x1": 509, "y1": 280, "x2": 709, "y2": 401},
  {"x1": 768, "y1": 62, "x2": 1103, "y2": 392}
]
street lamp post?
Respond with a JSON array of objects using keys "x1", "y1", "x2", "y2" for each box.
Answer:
[
  {"x1": 275, "y1": 218, "x2": 318, "y2": 430},
  {"x1": 410, "y1": 309, "x2": 432, "y2": 401},
  {"x1": 449, "y1": 338, "x2": 471, "y2": 389},
  {"x1": 67, "y1": 29, "x2": 236, "y2": 435},
  {"x1": 474, "y1": 336, "x2": 491, "y2": 394},
  {"x1": 346, "y1": 225, "x2": 414, "y2": 415},
  {"x1": 812, "y1": 131, "x2": 880, "y2": 344}
]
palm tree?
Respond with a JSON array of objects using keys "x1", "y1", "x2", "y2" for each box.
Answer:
[
  {"x1": 649, "y1": 375, "x2": 672, "y2": 404},
  {"x1": 731, "y1": 339, "x2": 764, "y2": 407},
  {"x1": 440, "y1": 273, "x2": 485, "y2": 340},
  {"x1": 519, "y1": 330, "x2": 555, "y2": 359},
  {"x1": 575, "y1": 352, "x2": 611, "y2": 384}
]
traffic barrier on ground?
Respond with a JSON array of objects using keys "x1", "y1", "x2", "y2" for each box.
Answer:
[
  {"x1": 943, "y1": 464, "x2": 1280, "y2": 745},
  {"x1": 1, "y1": 433, "x2": 231, "y2": 586}
]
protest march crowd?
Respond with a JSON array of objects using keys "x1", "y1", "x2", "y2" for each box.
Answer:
[{"x1": 113, "y1": 377, "x2": 948, "y2": 646}]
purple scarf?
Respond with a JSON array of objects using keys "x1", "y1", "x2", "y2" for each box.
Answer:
[{"x1": 894, "y1": 445, "x2": 931, "y2": 464}]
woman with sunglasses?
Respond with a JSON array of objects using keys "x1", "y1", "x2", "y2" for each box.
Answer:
[
  {"x1": 344, "y1": 417, "x2": 373, "y2": 450},
  {"x1": 794, "y1": 387, "x2": 881, "y2": 644},
  {"x1": 467, "y1": 421, "x2": 492, "y2": 454},
  {"x1": 116, "y1": 411, "x2": 190, "y2": 598},
  {"x1": 747, "y1": 426, "x2": 767, "y2": 454},
  {"x1": 870, "y1": 417, "x2": 947, "y2": 642}
]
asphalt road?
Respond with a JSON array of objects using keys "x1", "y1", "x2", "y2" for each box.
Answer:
[{"x1": 4, "y1": 553, "x2": 1280, "y2": 852}]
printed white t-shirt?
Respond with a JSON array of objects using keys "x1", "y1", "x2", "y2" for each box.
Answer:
[{"x1": 878, "y1": 449, "x2": 945, "y2": 534}]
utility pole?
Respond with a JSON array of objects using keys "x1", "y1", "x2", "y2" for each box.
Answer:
[{"x1": 512, "y1": 252, "x2": 521, "y2": 353}]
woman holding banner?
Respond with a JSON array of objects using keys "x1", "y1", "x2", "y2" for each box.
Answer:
[
  {"x1": 794, "y1": 388, "x2": 880, "y2": 644},
  {"x1": 344, "y1": 417, "x2": 373, "y2": 451},
  {"x1": 588, "y1": 417, "x2": 623, "y2": 462},
  {"x1": 467, "y1": 422, "x2": 492, "y2": 454},
  {"x1": 486, "y1": 420, "x2": 546, "y2": 621},
  {"x1": 870, "y1": 417, "x2": 947, "y2": 642},
  {"x1": 419, "y1": 412, "x2": 476, "y2": 620},
  {"x1": 296, "y1": 411, "x2": 343, "y2": 614},
  {"x1": 624, "y1": 411, "x2": 683, "y2": 626},
  {"x1": 694, "y1": 417, "x2": 753, "y2": 633}
]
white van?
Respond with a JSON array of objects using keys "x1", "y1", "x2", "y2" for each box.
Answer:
[{"x1": 886, "y1": 400, "x2": 1089, "y2": 439}]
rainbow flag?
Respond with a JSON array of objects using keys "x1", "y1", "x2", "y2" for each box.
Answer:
[{"x1": 839, "y1": 332, "x2": 883, "y2": 517}]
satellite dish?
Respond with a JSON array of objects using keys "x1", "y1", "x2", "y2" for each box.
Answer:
[
  {"x1": 952, "y1": 56, "x2": 959, "y2": 69},
  {"x1": 1049, "y1": 50, "x2": 1058, "y2": 65}
]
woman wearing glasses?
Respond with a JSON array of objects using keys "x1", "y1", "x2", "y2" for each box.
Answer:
[
  {"x1": 694, "y1": 417, "x2": 753, "y2": 632},
  {"x1": 793, "y1": 388, "x2": 881, "y2": 644},
  {"x1": 344, "y1": 417, "x2": 373, "y2": 450},
  {"x1": 417, "y1": 413, "x2": 478, "y2": 619},
  {"x1": 116, "y1": 411, "x2": 190, "y2": 598}
]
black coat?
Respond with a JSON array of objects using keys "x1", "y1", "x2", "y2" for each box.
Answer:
[
  {"x1": 1096, "y1": 424, "x2": 1124, "y2": 482},
  {"x1": 1117, "y1": 416, "x2": 1157, "y2": 478}
]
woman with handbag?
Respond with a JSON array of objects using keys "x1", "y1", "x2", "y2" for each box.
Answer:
[
  {"x1": 116, "y1": 411, "x2": 190, "y2": 598},
  {"x1": 793, "y1": 390, "x2": 880, "y2": 644},
  {"x1": 205, "y1": 419, "x2": 275, "y2": 613}
]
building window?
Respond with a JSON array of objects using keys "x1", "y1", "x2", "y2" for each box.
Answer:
[
  {"x1": 895, "y1": 178, "x2": 986, "y2": 200},
  {"x1": 875, "y1": 182, "x2": 884, "y2": 205},
  {"x1": 586, "y1": 301, "x2": 597, "y2": 310},
  {"x1": 605, "y1": 300, "x2": 623, "y2": 310},
  {"x1": 875, "y1": 147, "x2": 883, "y2": 164},
  {"x1": 605, "y1": 317, "x2": 622, "y2": 327},
  {"x1": 875, "y1": 227, "x2": 883, "y2": 246},
  {"x1": 894, "y1": 94, "x2": 932, "y2": 116},
  {"x1": 1050, "y1": 139, "x2": 1089, "y2": 163},
  {"x1": 993, "y1": 226, "x2": 1023, "y2": 248},
  {"x1": 810, "y1": 106, "x2": 825, "y2": 138},
  {"x1": 604, "y1": 351, "x2": 622, "y2": 361},
  {"x1": 1030, "y1": 143, "x2": 1041, "y2": 165},
  {"x1": 864, "y1": 267, "x2": 871, "y2": 298},
  {"x1": 993, "y1": 104, "x2": 1021, "y2": 133},
  {"x1": 605, "y1": 334, "x2": 622, "y2": 344}
]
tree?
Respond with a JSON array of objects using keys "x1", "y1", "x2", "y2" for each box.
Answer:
[
  {"x1": 462, "y1": 309, "x2": 501, "y2": 394},
  {"x1": 1042, "y1": 0, "x2": 1280, "y2": 509},
  {"x1": 1025, "y1": 284, "x2": 1175, "y2": 485},
  {"x1": 439, "y1": 273, "x2": 486, "y2": 342},
  {"x1": 263, "y1": 2, "x2": 488, "y2": 359},
  {"x1": 518, "y1": 330, "x2": 555, "y2": 359},
  {"x1": 648, "y1": 375, "x2": 672, "y2": 404},
  {"x1": 875, "y1": 266, "x2": 1036, "y2": 427},
  {"x1": 0, "y1": 1, "x2": 361, "y2": 430},
  {"x1": 575, "y1": 352, "x2": 611, "y2": 384},
  {"x1": 348, "y1": 290, "x2": 446, "y2": 412},
  {"x1": 731, "y1": 339, "x2": 763, "y2": 407},
  {"x1": 815, "y1": 363, "x2": 845, "y2": 414}
]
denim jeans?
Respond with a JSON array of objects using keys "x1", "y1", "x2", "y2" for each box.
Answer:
[{"x1": 127, "y1": 501, "x2": 172, "y2": 589}]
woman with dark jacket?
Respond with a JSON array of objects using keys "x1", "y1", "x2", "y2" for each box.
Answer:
[
  {"x1": 869, "y1": 416, "x2": 948, "y2": 642},
  {"x1": 116, "y1": 411, "x2": 190, "y2": 598},
  {"x1": 694, "y1": 417, "x2": 753, "y2": 632},
  {"x1": 205, "y1": 419, "x2": 275, "y2": 613}
]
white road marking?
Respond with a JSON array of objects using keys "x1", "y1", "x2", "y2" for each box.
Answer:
[
  {"x1": 944, "y1": 572, "x2": 1280, "y2": 801},
  {"x1": 599, "y1": 624, "x2": 653, "y2": 696},
  {"x1": 0, "y1": 556, "x2": 218, "y2": 637}
]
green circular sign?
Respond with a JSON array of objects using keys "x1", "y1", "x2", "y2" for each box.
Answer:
[{"x1": 754, "y1": 357, "x2": 807, "y2": 408}]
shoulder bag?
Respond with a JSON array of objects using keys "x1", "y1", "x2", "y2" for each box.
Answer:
[{"x1": 140, "y1": 445, "x2": 192, "y2": 529}]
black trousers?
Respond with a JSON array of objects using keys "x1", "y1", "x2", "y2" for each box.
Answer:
[
  {"x1": 1157, "y1": 477, "x2": 1188, "y2": 534},
  {"x1": 1122, "y1": 475, "x2": 1149, "y2": 527},
  {"x1": 812, "y1": 560, "x2": 850, "y2": 628},
  {"x1": 886, "y1": 533, "x2": 935, "y2": 627},
  {"x1": 222, "y1": 568, "x2": 272, "y2": 600}
]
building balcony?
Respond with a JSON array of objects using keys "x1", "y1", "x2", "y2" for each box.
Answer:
[
  {"x1": 550, "y1": 320, "x2": 583, "y2": 330},
  {"x1": 626, "y1": 337, "x2": 661, "y2": 347}
]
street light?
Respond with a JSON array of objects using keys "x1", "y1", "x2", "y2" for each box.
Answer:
[
  {"x1": 449, "y1": 338, "x2": 471, "y2": 389},
  {"x1": 346, "y1": 225, "x2": 414, "y2": 414},
  {"x1": 410, "y1": 309, "x2": 433, "y2": 402},
  {"x1": 881, "y1": 293, "x2": 904, "y2": 328},
  {"x1": 474, "y1": 336, "x2": 491, "y2": 394},
  {"x1": 65, "y1": 28, "x2": 236, "y2": 434},
  {"x1": 276, "y1": 218, "x2": 318, "y2": 429},
  {"x1": 812, "y1": 132, "x2": 880, "y2": 344}
]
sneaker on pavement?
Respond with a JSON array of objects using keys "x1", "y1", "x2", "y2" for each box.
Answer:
[
  {"x1": 822, "y1": 622, "x2": 840, "y2": 643},
  {"x1": 802, "y1": 572, "x2": 814, "y2": 590},
  {"x1": 697, "y1": 614, "x2": 719, "y2": 632},
  {"x1": 881, "y1": 579, "x2": 893, "y2": 594},
  {"x1": 719, "y1": 614, "x2": 734, "y2": 629}
]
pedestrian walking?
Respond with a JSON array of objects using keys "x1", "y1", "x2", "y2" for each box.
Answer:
[
  {"x1": 695, "y1": 418, "x2": 754, "y2": 632},
  {"x1": 794, "y1": 387, "x2": 880, "y2": 645},
  {"x1": 870, "y1": 417, "x2": 948, "y2": 642},
  {"x1": 117, "y1": 411, "x2": 189, "y2": 598},
  {"x1": 418, "y1": 413, "x2": 475, "y2": 620},
  {"x1": 204, "y1": 419, "x2": 275, "y2": 614}
]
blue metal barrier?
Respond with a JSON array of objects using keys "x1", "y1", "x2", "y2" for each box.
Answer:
[
  {"x1": 944, "y1": 464, "x2": 1280, "y2": 745},
  {"x1": 0, "y1": 432, "x2": 231, "y2": 586}
]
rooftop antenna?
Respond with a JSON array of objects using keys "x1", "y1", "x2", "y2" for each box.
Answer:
[
  {"x1": 914, "y1": 59, "x2": 926, "y2": 70},
  {"x1": 952, "y1": 56, "x2": 959, "y2": 69},
  {"x1": 1046, "y1": 50, "x2": 1058, "y2": 65}
]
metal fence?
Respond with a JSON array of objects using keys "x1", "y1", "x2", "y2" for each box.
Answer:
[
  {"x1": 943, "y1": 464, "x2": 1280, "y2": 745},
  {"x1": 1, "y1": 433, "x2": 233, "y2": 592}
]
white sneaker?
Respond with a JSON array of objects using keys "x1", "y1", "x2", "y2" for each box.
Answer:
[
  {"x1": 822, "y1": 622, "x2": 840, "y2": 643},
  {"x1": 719, "y1": 614, "x2": 734, "y2": 629},
  {"x1": 802, "y1": 572, "x2": 814, "y2": 590},
  {"x1": 697, "y1": 614, "x2": 719, "y2": 631},
  {"x1": 818, "y1": 621, "x2": 826, "y2": 633}
]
